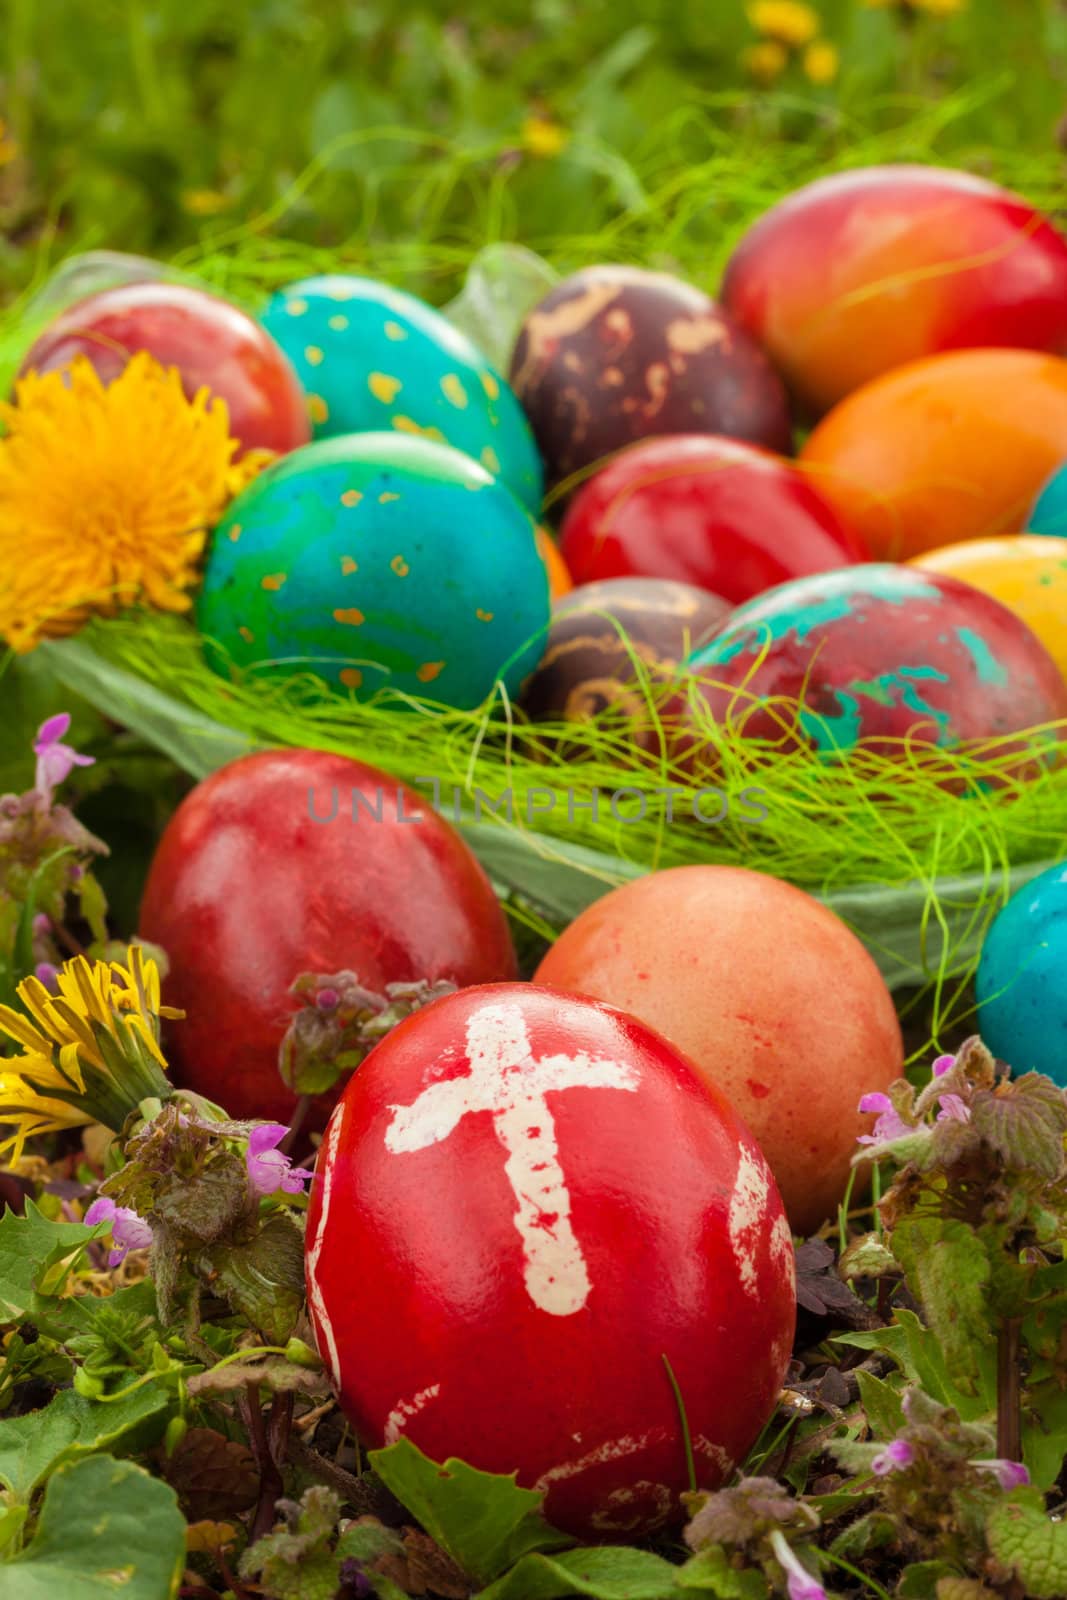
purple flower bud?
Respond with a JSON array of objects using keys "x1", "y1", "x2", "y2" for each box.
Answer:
[
  {"x1": 972, "y1": 1458, "x2": 1030, "y2": 1490},
  {"x1": 33, "y1": 963, "x2": 60, "y2": 992},
  {"x1": 84, "y1": 1196, "x2": 154, "y2": 1267},
  {"x1": 31, "y1": 913, "x2": 51, "y2": 936},
  {"x1": 936, "y1": 1093, "x2": 970, "y2": 1124},
  {"x1": 33, "y1": 712, "x2": 94, "y2": 803},
  {"x1": 769, "y1": 1531, "x2": 827, "y2": 1600},
  {"x1": 857, "y1": 1092, "x2": 912, "y2": 1146},
  {"x1": 246, "y1": 1123, "x2": 314, "y2": 1197},
  {"x1": 872, "y1": 1437, "x2": 915, "y2": 1474},
  {"x1": 932, "y1": 1054, "x2": 955, "y2": 1077},
  {"x1": 316, "y1": 987, "x2": 341, "y2": 1010}
]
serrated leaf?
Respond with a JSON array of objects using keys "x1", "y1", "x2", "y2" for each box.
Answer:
[
  {"x1": 854, "y1": 1370, "x2": 906, "y2": 1441},
  {"x1": 675, "y1": 1546, "x2": 768, "y2": 1597},
  {"x1": 986, "y1": 1486, "x2": 1067, "y2": 1599},
  {"x1": 369, "y1": 1437, "x2": 575, "y2": 1587},
  {"x1": 200, "y1": 1212, "x2": 305, "y2": 1343},
  {"x1": 970, "y1": 1076, "x2": 1067, "y2": 1179},
  {"x1": 0, "y1": 1203, "x2": 106, "y2": 1322},
  {"x1": 474, "y1": 1546, "x2": 683, "y2": 1600},
  {"x1": 2, "y1": 1453, "x2": 186, "y2": 1598},
  {"x1": 0, "y1": 1383, "x2": 172, "y2": 1498},
  {"x1": 881, "y1": 1220, "x2": 993, "y2": 1397}
]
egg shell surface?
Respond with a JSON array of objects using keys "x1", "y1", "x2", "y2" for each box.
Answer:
[
  {"x1": 909, "y1": 535, "x2": 1067, "y2": 684},
  {"x1": 976, "y1": 861, "x2": 1067, "y2": 1086}
]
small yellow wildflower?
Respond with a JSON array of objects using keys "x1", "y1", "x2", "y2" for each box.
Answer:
[
  {"x1": 521, "y1": 115, "x2": 570, "y2": 159},
  {"x1": 0, "y1": 353, "x2": 272, "y2": 653},
  {"x1": 0, "y1": 947, "x2": 179, "y2": 1162},
  {"x1": 747, "y1": 1, "x2": 821, "y2": 46},
  {"x1": 803, "y1": 40, "x2": 840, "y2": 84},
  {"x1": 743, "y1": 40, "x2": 789, "y2": 85},
  {"x1": 865, "y1": 0, "x2": 964, "y2": 11},
  {"x1": 181, "y1": 188, "x2": 232, "y2": 217}
]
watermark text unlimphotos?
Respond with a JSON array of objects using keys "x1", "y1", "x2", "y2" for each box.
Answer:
[{"x1": 307, "y1": 778, "x2": 769, "y2": 828}]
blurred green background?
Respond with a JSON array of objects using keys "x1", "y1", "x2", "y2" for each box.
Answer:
[{"x1": 3, "y1": 0, "x2": 1067, "y2": 304}]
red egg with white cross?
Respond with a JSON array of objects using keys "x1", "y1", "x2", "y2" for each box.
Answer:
[{"x1": 305, "y1": 983, "x2": 796, "y2": 1539}]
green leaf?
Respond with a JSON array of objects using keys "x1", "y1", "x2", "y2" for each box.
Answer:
[
  {"x1": 474, "y1": 1546, "x2": 683, "y2": 1600},
  {"x1": 1022, "y1": 1375, "x2": 1067, "y2": 1490},
  {"x1": 985, "y1": 1486, "x2": 1067, "y2": 1599},
  {"x1": 0, "y1": 1204, "x2": 106, "y2": 1322},
  {"x1": 970, "y1": 1074, "x2": 1067, "y2": 1180},
  {"x1": 889, "y1": 1217, "x2": 992, "y2": 1396},
  {"x1": 201, "y1": 1212, "x2": 306, "y2": 1343},
  {"x1": 368, "y1": 1437, "x2": 575, "y2": 1587},
  {"x1": 836, "y1": 1309, "x2": 997, "y2": 1420},
  {"x1": 896, "y1": 1561, "x2": 963, "y2": 1598},
  {"x1": 854, "y1": 1370, "x2": 906, "y2": 1441},
  {"x1": 2, "y1": 1453, "x2": 186, "y2": 1597},
  {"x1": 0, "y1": 1384, "x2": 172, "y2": 1498},
  {"x1": 675, "y1": 1546, "x2": 768, "y2": 1598}
]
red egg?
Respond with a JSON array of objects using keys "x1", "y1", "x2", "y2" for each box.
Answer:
[
  {"x1": 19, "y1": 282, "x2": 311, "y2": 456},
  {"x1": 509, "y1": 266, "x2": 792, "y2": 489},
  {"x1": 138, "y1": 749, "x2": 517, "y2": 1124},
  {"x1": 559, "y1": 435, "x2": 867, "y2": 604},
  {"x1": 305, "y1": 982, "x2": 796, "y2": 1538},
  {"x1": 534, "y1": 867, "x2": 903, "y2": 1237},
  {"x1": 722, "y1": 165, "x2": 1067, "y2": 419}
]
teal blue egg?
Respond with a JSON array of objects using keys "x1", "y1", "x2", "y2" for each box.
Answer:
[
  {"x1": 1029, "y1": 462, "x2": 1067, "y2": 538},
  {"x1": 260, "y1": 274, "x2": 544, "y2": 515},
  {"x1": 196, "y1": 433, "x2": 550, "y2": 710},
  {"x1": 976, "y1": 861, "x2": 1067, "y2": 1085}
]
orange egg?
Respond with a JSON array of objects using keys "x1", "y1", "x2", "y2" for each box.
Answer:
[
  {"x1": 536, "y1": 524, "x2": 573, "y2": 600},
  {"x1": 800, "y1": 349, "x2": 1067, "y2": 560},
  {"x1": 908, "y1": 534, "x2": 1067, "y2": 683}
]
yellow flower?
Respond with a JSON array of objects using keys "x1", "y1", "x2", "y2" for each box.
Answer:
[
  {"x1": 803, "y1": 39, "x2": 839, "y2": 83},
  {"x1": 521, "y1": 115, "x2": 570, "y2": 159},
  {"x1": 747, "y1": 1, "x2": 821, "y2": 45},
  {"x1": 0, "y1": 947, "x2": 180, "y2": 1162},
  {"x1": 864, "y1": 0, "x2": 964, "y2": 10},
  {"x1": 181, "y1": 188, "x2": 232, "y2": 217},
  {"x1": 743, "y1": 40, "x2": 789, "y2": 84},
  {"x1": 0, "y1": 353, "x2": 273, "y2": 654}
]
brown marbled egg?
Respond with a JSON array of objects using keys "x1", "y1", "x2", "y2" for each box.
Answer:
[
  {"x1": 509, "y1": 266, "x2": 793, "y2": 490},
  {"x1": 520, "y1": 577, "x2": 731, "y2": 739}
]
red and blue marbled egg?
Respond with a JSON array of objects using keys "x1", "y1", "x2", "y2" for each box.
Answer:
[{"x1": 681, "y1": 565, "x2": 1067, "y2": 759}]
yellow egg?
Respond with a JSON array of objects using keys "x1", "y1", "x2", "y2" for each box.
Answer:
[{"x1": 907, "y1": 534, "x2": 1067, "y2": 681}]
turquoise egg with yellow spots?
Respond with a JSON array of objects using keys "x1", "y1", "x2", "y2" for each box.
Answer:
[
  {"x1": 196, "y1": 433, "x2": 550, "y2": 709},
  {"x1": 680, "y1": 564, "x2": 1067, "y2": 761},
  {"x1": 259, "y1": 275, "x2": 543, "y2": 515}
]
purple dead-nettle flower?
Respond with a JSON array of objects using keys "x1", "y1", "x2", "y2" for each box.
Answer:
[
  {"x1": 872, "y1": 1437, "x2": 915, "y2": 1475},
  {"x1": 972, "y1": 1458, "x2": 1030, "y2": 1490},
  {"x1": 33, "y1": 962, "x2": 60, "y2": 993},
  {"x1": 33, "y1": 713, "x2": 94, "y2": 803},
  {"x1": 246, "y1": 1123, "x2": 314, "y2": 1197},
  {"x1": 932, "y1": 1054, "x2": 955, "y2": 1077},
  {"x1": 936, "y1": 1093, "x2": 971, "y2": 1124},
  {"x1": 84, "y1": 1196, "x2": 153, "y2": 1267},
  {"x1": 769, "y1": 1530, "x2": 828, "y2": 1600},
  {"x1": 857, "y1": 1092, "x2": 912, "y2": 1146}
]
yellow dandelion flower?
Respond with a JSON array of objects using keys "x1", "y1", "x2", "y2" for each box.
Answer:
[
  {"x1": 0, "y1": 353, "x2": 270, "y2": 653},
  {"x1": 803, "y1": 39, "x2": 839, "y2": 83},
  {"x1": 747, "y1": 1, "x2": 821, "y2": 45},
  {"x1": 742, "y1": 40, "x2": 789, "y2": 84},
  {"x1": 521, "y1": 115, "x2": 570, "y2": 159},
  {"x1": 0, "y1": 947, "x2": 180, "y2": 1162}
]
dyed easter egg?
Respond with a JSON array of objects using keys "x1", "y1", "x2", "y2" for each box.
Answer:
[
  {"x1": 138, "y1": 749, "x2": 517, "y2": 1124},
  {"x1": 909, "y1": 536, "x2": 1067, "y2": 683},
  {"x1": 683, "y1": 564, "x2": 1067, "y2": 758},
  {"x1": 261, "y1": 275, "x2": 542, "y2": 514},
  {"x1": 521, "y1": 577, "x2": 730, "y2": 734},
  {"x1": 19, "y1": 281, "x2": 310, "y2": 457},
  {"x1": 509, "y1": 267, "x2": 792, "y2": 490},
  {"x1": 559, "y1": 435, "x2": 867, "y2": 604},
  {"x1": 1029, "y1": 463, "x2": 1067, "y2": 538},
  {"x1": 305, "y1": 982, "x2": 796, "y2": 1537},
  {"x1": 722, "y1": 166, "x2": 1067, "y2": 419},
  {"x1": 534, "y1": 866, "x2": 903, "y2": 1235},
  {"x1": 537, "y1": 526, "x2": 574, "y2": 601},
  {"x1": 799, "y1": 349, "x2": 1067, "y2": 559},
  {"x1": 197, "y1": 433, "x2": 550, "y2": 710},
  {"x1": 976, "y1": 862, "x2": 1067, "y2": 1085}
]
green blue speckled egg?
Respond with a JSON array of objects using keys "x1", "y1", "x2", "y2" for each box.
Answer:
[
  {"x1": 260, "y1": 274, "x2": 543, "y2": 515},
  {"x1": 196, "y1": 433, "x2": 550, "y2": 709},
  {"x1": 681, "y1": 563, "x2": 1067, "y2": 756}
]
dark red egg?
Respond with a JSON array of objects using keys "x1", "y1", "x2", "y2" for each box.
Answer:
[
  {"x1": 520, "y1": 577, "x2": 730, "y2": 741},
  {"x1": 681, "y1": 564, "x2": 1067, "y2": 764},
  {"x1": 558, "y1": 435, "x2": 867, "y2": 605},
  {"x1": 138, "y1": 749, "x2": 517, "y2": 1124},
  {"x1": 508, "y1": 267, "x2": 792, "y2": 490},
  {"x1": 19, "y1": 282, "x2": 311, "y2": 457},
  {"x1": 722, "y1": 165, "x2": 1067, "y2": 420},
  {"x1": 305, "y1": 982, "x2": 796, "y2": 1538}
]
